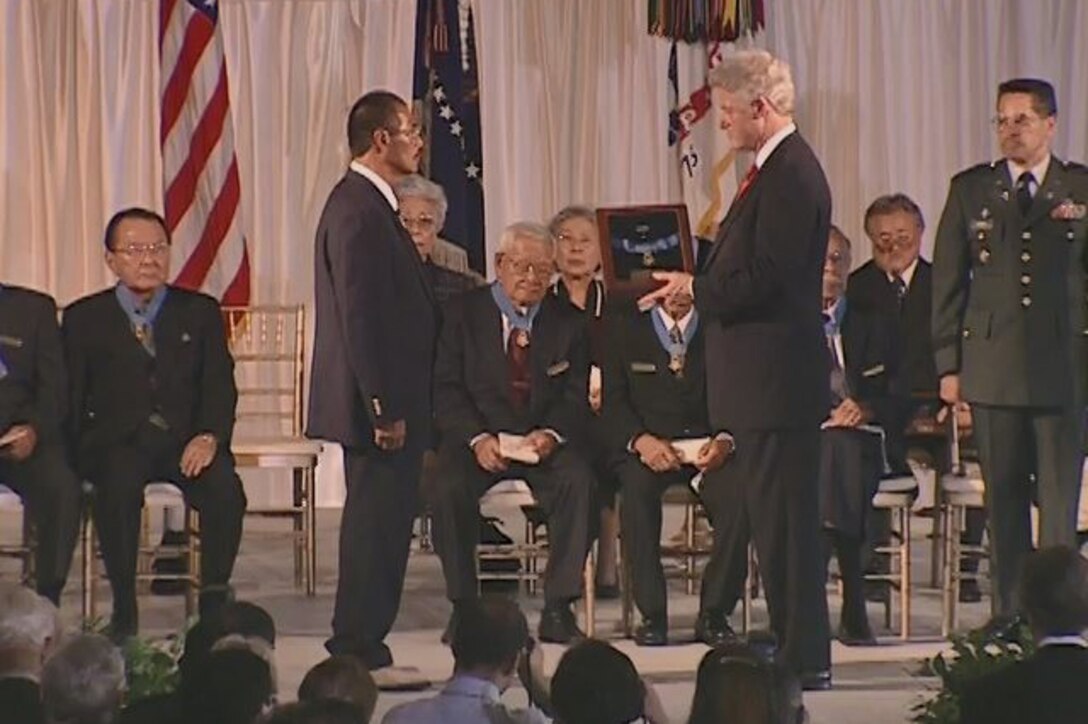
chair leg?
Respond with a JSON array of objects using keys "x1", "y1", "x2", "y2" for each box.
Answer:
[
  {"x1": 900, "y1": 505, "x2": 912, "y2": 640},
  {"x1": 526, "y1": 521, "x2": 538, "y2": 597},
  {"x1": 742, "y1": 543, "x2": 755, "y2": 635},
  {"x1": 304, "y1": 466, "x2": 318, "y2": 597},
  {"x1": 184, "y1": 508, "x2": 200, "y2": 618},
  {"x1": 292, "y1": 468, "x2": 304, "y2": 590},
  {"x1": 684, "y1": 503, "x2": 696, "y2": 596},
  {"x1": 582, "y1": 544, "x2": 596, "y2": 638},
  {"x1": 941, "y1": 503, "x2": 960, "y2": 637},
  {"x1": 82, "y1": 513, "x2": 96, "y2": 624}
]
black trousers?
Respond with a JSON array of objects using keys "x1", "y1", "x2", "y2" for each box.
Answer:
[
  {"x1": 87, "y1": 434, "x2": 246, "y2": 621},
  {"x1": 328, "y1": 440, "x2": 426, "y2": 670},
  {"x1": 616, "y1": 457, "x2": 745, "y2": 621},
  {"x1": 430, "y1": 441, "x2": 595, "y2": 604},
  {"x1": 0, "y1": 442, "x2": 82, "y2": 602},
  {"x1": 972, "y1": 404, "x2": 1084, "y2": 616},
  {"x1": 702, "y1": 428, "x2": 831, "y2": 674}
]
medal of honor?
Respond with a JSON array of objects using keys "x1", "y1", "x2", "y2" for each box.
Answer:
[
  {"x1": 642, "y1": 250, "x2": 656, "y2": 266},
  {"x1": 515, "y1": 329, "x2": 530, "y2": 348},
  {"x1": 669, "y1": 353, "x2": 685, "y2": 376}
]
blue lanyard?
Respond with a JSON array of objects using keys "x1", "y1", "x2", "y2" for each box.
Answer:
[
  {"x1": 490, "y1": 282, "x2": 540, "y2": 332},
  {"x1": 651, "y1": 307, "x2": 698, "y2": 357}
]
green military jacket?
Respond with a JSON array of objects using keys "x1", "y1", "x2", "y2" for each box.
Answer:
[{"x1": 932, "y1": 156, "x2": 1088, "y2": 407}]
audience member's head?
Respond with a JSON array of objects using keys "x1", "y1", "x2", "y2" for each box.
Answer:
[
  {"x1": 494, "y1": 222, "x2": 556, "y2": 307},
  {"x1": 863, "y1": 193, "x2": 924, "y2": 276},
  {"x1": 217, "y1": 600, "x2": 277, "y2": 648},
  {"x1": 395, "y1": 174, "x2": 448, "y2": 260},
  {"x1": 265, "y1": 699, "x2": 368, "y2": 724},
  {"x1": 187, "y1": 647, "x2": 275, "y2": 724},
  {"x1": 823, "y1": 225, "x2": 852, "y2": 305},
  {"x1": 298, "y1": 656, "x2": 377, "y2": 723},
  {"x1": 1019, "y1": 545, "x2": 1088, "y2": 639},
  {"x1": 450, "y1": 596, "x2": 529, "y2": 690},
  {"x1": 551, "y1": 639, "x2": 645, "y2": 724},
  {"x1": 41, "y1": 634, "x2": 125, "y2": 724},
  {"x1": 549, "y1": 205, "x2": 601, "y2": 283},
  {"x1": 688, "y1": 642, "x2": 806, "y2": 724},
  {"x1": 0, "y1": 583, "x2": 62, "y2": 679}
]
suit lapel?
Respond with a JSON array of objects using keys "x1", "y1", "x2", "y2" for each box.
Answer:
[{"x1": 476, "y1": 294, "x2": 510, "y2": 393}]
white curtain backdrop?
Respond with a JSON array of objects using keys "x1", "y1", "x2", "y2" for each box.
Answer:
[{"x1": 3, "y1": 0, "x2": 1088, "y2": 506}]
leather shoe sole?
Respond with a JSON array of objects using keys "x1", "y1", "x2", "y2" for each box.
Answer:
[
  {"x1": 633, "y1": 622, "x2": 668, "y2": 647},
  {"x1": 371, "y1": 665, "x2": 431, "y2": 692}
]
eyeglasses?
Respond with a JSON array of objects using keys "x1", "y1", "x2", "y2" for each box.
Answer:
[
  {"x1": 387, "y1": 124, "x2": 424, "y2": 140},
  {"x1": 114, "y1": 242, "x2": 169, "y2": 258},
  {"x1": 504, "y1": 258, "x2": 554, "y2": 279},
  {"x1": 874, "y1": 235, "x2": 914, "y2": 252},
  {"x1": 400, "y1": 214, "x2": 438, "y2": 231},
  {"x1": 556, "y1": 232, "x2": 596, "y2": 248},
  {"x1": 826, "y1": 251, "x2": 847, "y2": 263},
  {"x1": 992, "y1": 113, "x2": 1043, "y2": 131}
]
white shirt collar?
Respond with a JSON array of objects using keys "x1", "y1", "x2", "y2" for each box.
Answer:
[
  {"x1": 886, "y1": 256, "x2": 919, "y2": 288},
  {"x1": 349, "y1": 160, "x2": 399, "y2": 211},
  {"x1": 655, "y1": 305, "x2": 695, "y2": 334},
  {"x1": 755, "y1": 122, "x2": 797, "y2": 169},
  {"x1": 1038, "y1": 634, "x2": 1088, "y2": 649},
  {"x1": 1006, "y1": 154, "x2": 1051, "y2": 189}
]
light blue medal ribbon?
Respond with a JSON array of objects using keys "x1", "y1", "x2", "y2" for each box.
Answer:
[
  {"x1": 651, "y1": 307, "x2": 698, "y2": 375},
  {"x1": 491, "y1": 282, "x2": 540, "y2": 346}
]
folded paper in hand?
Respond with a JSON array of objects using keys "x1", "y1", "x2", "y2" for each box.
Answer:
[
  {"x1": 498, "y1": 433, "x2": 540, "y2": 465},
  {"x1": 671, "y1": 437, "x2": 711, "y2": 465},
  {"x1": 0, "y1": 427, "x2": 28, "y2": 448}
]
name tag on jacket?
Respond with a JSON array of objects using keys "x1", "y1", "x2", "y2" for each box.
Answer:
[
  {"x1": 546, "y1": 360, "x2": 570, "y2": 376},
  {"x1": 630, "y1": 362, "x2": 657, "y2": 374}
]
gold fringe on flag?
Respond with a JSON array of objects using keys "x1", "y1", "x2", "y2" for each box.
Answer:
[{"x1": 648, "y1": 0, "x2": 764, "y2": 43}]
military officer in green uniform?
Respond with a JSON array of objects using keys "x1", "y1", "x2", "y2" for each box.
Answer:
[{"x1": 932, "y1": 78, "x2": 1088, "y2": 620}]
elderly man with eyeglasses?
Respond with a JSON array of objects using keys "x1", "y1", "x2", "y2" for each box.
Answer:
[
  {"x1": 63, "y1": 206, "x2": 246, "y2": 642},
  {"x1": 933, "y1": 78, "x2": 1088, "y2": 627},
  {"x1": 430, "y1": 221, "x2": 596, "y2": 645}
]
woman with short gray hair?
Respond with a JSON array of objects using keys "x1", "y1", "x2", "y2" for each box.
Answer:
[{"x1": 41, "y1": 634, "x2": 125, "y2": 724}]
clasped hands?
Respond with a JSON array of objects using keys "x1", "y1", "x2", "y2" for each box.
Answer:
[
  {"x1": 472, "y1": 430, "x2": 558, "y2": 473},
  {"x1": 633, "y1": 433, "x2": 732, "y2": 473}
]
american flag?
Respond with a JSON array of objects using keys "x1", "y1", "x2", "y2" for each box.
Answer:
[{"x1": 159, "y1": 0, "x2": 250, "y2": 305}]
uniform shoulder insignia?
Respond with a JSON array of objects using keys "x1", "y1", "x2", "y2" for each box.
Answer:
[
  {"x1": 953, "y1": 161, "x2": 995, "y2": 183},
  {"x1": 1062, "y1": 160, "x2": 1088, "y2": 176}
]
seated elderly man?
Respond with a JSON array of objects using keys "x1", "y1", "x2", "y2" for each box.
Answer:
[
  {"x1": 42, "y1": 634, "x2": 125, "y2": 724},
  {"x1": 960, "y1": 545, "x2": 1088, "y2": 724},
  {"x1": 431, "y1": 222, "x2": 595, "y2": 644},
  {"x1": 819, "y1": 227, "x2": 898, "y2": 645},
  {"x1": 395, "y1": 174, "x2": 485, "y2": 300},
  {"x1": 0, "y1": 285, "x2": 82, "y2": 606},
  {"x1": 63, "y1": 207, "x2": 246, "y2": 641},
  {"x1": 602, "y1": 293, "x2": 738, "y2": 647},
  {"x1": 0, "y1": 584, "x2": 62, "y2": 724}
]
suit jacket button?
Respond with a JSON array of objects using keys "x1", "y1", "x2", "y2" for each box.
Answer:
[
  {"x1": 1021, "y1": 231, "x2": 1032, "y2": 240},
  {"x1": 962, "y1": 328, "x2": 971, "y2": 339},
  {"x1": 1021, "y1": 295, "x2": 1032, "y2": 308},
  {"x1": 1020, "y1": 274, "x2": 1031, "y2": 285},
  {"x1": 1021, "y1": 251, "x2": 1032, "y2": 263},
  {"x1": 979, "y1": 248, "x2": 992, "y2": 264}
]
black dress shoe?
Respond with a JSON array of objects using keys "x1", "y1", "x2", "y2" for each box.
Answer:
[
  {"x1": 837, "y1": 623, "x2": 877, "y2": 647},
  {"x1": 800, "y1": 669, "x2": 832, "y2": 691},
  {"x1": 958, "y1": 580, "x2": 983, "y2": 603},
  {"x1": 595, "y1": 581, "x2": 621, "y2": 600},
  {"x1": 694, "y1": 611, "x2": 738, "y2": 647},
  {"x1": 538, "y1": 605, "x2": 585, "y2": 644},
  {"x1": 633, "y1": 618, "x2": 668, "y2": 647},
  {"x1": 978, "y1": 613, "x2": 1027, "y2": 643}
]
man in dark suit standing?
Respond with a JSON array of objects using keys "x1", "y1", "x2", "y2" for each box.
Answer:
[
  {"x1": 0, "y1": 286, "x2": 81, "y2": 605},
  {"x1": 642, "y1": 49, "x2": 832, "y2": 685},
  {"x1": 960, "y1": 545, "x2": 1088, "y2": 724},
  {"x1": 64, "y1": 207, "x2": 246, "y2": 640},
  {"x1": 932, "y1": 78, "x2": 1088, "y2": 621},
  {"x1": 306, "y1": 91, "x2": 436, "y2": 687},
  {"x1": 431, "y1": 222, "x2": 594, "y2": 644},
  {"x1": 602, "y1": 293, "x2": 737, "y2": 646}
]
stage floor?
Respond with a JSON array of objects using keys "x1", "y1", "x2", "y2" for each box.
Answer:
[{"x1": 4, "y1": 504, "x2": 995, "y2": 723}]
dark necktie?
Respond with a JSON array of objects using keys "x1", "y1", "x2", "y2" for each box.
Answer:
[
  {"x1": 734, "y1": 163, "x2": 759, "y2": 203},
  {"x1": 507, "y1": 327, "x2": 531, "y2": 412},
  {"x1": 133, "y1": 318, "x2": 155, "y2": 356},
  {"x1": 824, "y1": 313, "x2": 847, "y2": 405},
  {"x1": 892, "y1": 274, "x2": 907, "y2": 311},
  {"x1": 1016, "y1": 171, "x2": 1035, "y2": 216}
]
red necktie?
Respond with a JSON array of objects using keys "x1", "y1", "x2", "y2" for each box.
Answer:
[
  {"x1": 507, "y1": 328, "x2": 531, "y2": 412},
  {"x1": 734, "y1": 163, "x2": 759, "y2": 202}
]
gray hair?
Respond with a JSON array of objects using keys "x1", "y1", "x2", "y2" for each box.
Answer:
[
  {"x1": 497, "y1": 221, "x2": 555, "y2": 256},
  {"x1": 708, "y1": 49, "x2": 795, "y2": 116},
  {"x1": 547, "y1": 205, "x2": 596, "y2": 238},
  {"x1": 0, "y1": 583, "x2": 61, "y2": 651},
  {"x1": 42, "y1": 634, "x2": 125, "y2": 724},
  {"x1": 394, "y1": 174, "x2": 449, "y2": 228},
  {"x1": 864, "y1": 193, "x2": 926, "y2": 235}
]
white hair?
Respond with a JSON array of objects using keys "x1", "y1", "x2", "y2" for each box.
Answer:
[
  {"x1": 0, "y1": 583, "x2": 61, "y2": 651},
  {"x1": 394, "y1": 174, "x2": 449, "y2": 227},
  {"x1": 42, "y1": 634, "x2": 125, "y2": 724},
  {"x1": 547, "y1": 205, "x2": 597, "y2": 237},
  {"x1": 497, "y1": 221, "x2": 555, "y2": 256},
  {"x1": 708, "y1": 49, "x2": 795, "y2": 116},
  {"x1": 213, "y1": 634, "x2": 279, "y2": 694}
]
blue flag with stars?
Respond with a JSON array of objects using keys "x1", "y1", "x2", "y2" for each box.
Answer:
[{"x1": 413, "y1": 0, "x2": 486, "y2": 273}]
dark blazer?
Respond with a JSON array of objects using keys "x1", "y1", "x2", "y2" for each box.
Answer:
[
  {"x1": 306, "y1": 171, "x2": 437, "y2": 450},
  {"x1": 960, "y1": 644, "x2": 1088, "y2": 724},
  {"x1": 0, "y1": 286, "x2": 66, "y2": 442},
  {"x1": 693, "y1": 132, "x2": 831, "y2": 430},
  {"x1": 0, "y1": 676, "x2": 43, "y2": 724},
  {"x1": 932, "y1": 157, "x2": 1088, "y2": 407},
  {"x1": 434, "y1": 286, "x2": 589, "y2": 447},
  {"x1": 847, "y1": 258, "x2": 938, "y2": 399},
  {"x1": 839, "y1": 299, "x2": 897, "y2": 427},
  {"x1": 63, "y1": 286, "x2": 236, "y2": 469},
  {"x1": 602, "y1": 307, "x2": 712, "y2": 454}
]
